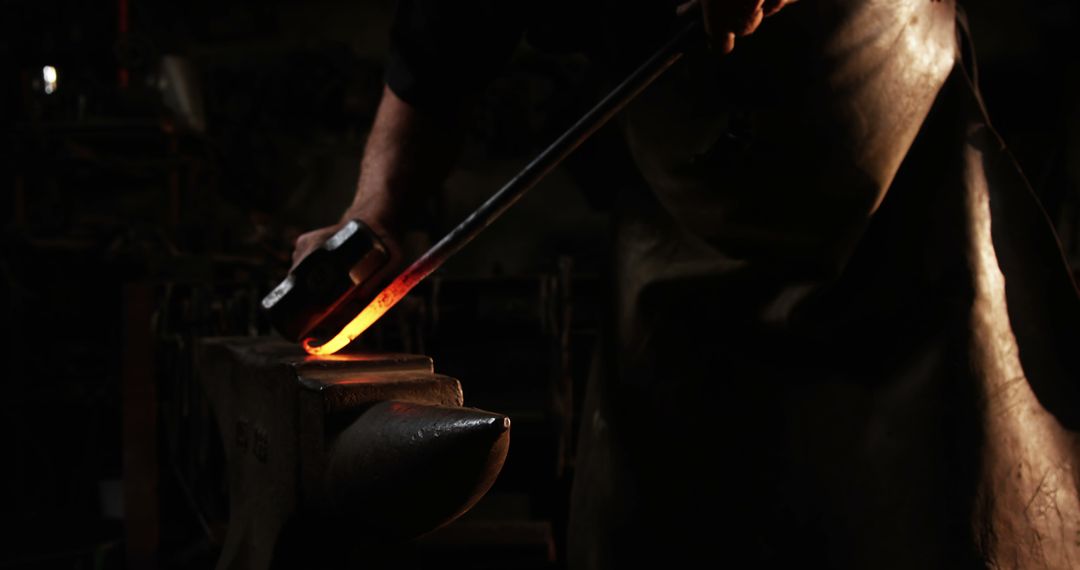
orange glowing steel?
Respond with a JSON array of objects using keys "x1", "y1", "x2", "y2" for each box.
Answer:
[{"x1": 302, "y1": 271, "x2": 418, "y2": 355}]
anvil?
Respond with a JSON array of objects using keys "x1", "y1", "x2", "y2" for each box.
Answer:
[{"x1": 195, "y1": 337, "x2": 510, "y2": 569}]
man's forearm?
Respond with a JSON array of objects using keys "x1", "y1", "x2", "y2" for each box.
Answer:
[
  {"x1": 344, "y1": 85, "x2": 463, "y2": 234},
  {"x1": 291, "y1": 85, "x2": 463, "y2": 269}
]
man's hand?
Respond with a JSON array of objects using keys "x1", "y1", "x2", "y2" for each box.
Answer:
[
  {"x1": 700, "y1": 0, "x2": 796, "y2": 53},
  {"x1": 291, "y1": 208, "x2": 399, "y2": 273},
  {"x1": 292, "y1": 222, "x2": 347, "y2": 271}
]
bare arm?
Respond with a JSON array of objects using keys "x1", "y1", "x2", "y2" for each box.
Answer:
[{"x1": 292, "y1": 85, "x2": 463, "y2": 270}]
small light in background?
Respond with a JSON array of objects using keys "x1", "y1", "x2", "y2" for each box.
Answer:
[{"x1": 42, "y1": 65, "x2": 58, "y2": 94}]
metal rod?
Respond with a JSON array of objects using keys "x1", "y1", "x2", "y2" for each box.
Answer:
[
  {"x1": 413, "y1": 16, "x2": 703, "y2": 284},
  {"x1": 305, "y1": 14, "x2": 704, "y2": 354}
]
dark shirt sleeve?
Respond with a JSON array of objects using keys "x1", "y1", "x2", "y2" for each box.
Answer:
[{"x1": 385, "y1": 0, "x2": 529, "y2": 119}]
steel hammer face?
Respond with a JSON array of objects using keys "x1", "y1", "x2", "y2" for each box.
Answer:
[{"x1": 262, "y1": 220, "x2": 389, "y2": 342}]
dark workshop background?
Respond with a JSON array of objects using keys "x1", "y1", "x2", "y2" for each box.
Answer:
[{"x1": 1, "y1": 1, "x2": 1078, "y2": 569}]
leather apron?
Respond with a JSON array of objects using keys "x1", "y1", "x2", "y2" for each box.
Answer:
[{"x1": 569, "y1": 1, "x2": 1080, "y2": 567}]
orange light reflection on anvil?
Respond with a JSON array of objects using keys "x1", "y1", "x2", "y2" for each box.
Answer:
[{"x1": 302, "y1": 272, "x2": 416, "y2": 356}]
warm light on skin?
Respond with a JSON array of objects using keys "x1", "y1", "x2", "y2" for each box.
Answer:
[{"x1": 302, "y1": 268, "x2": 419, "y2": 355}]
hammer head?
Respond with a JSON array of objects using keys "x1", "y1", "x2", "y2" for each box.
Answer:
[{"x1": 262, "y1": 220, "x2": 389, "y2": 342}]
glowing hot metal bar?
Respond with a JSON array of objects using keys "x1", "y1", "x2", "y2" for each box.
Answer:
[
  {"x1": 304, "y1": 14, "x2": 703, "y2": 355},
  {"x1": 303, "y1": 264, "x2": 420, "y2": 355}
]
